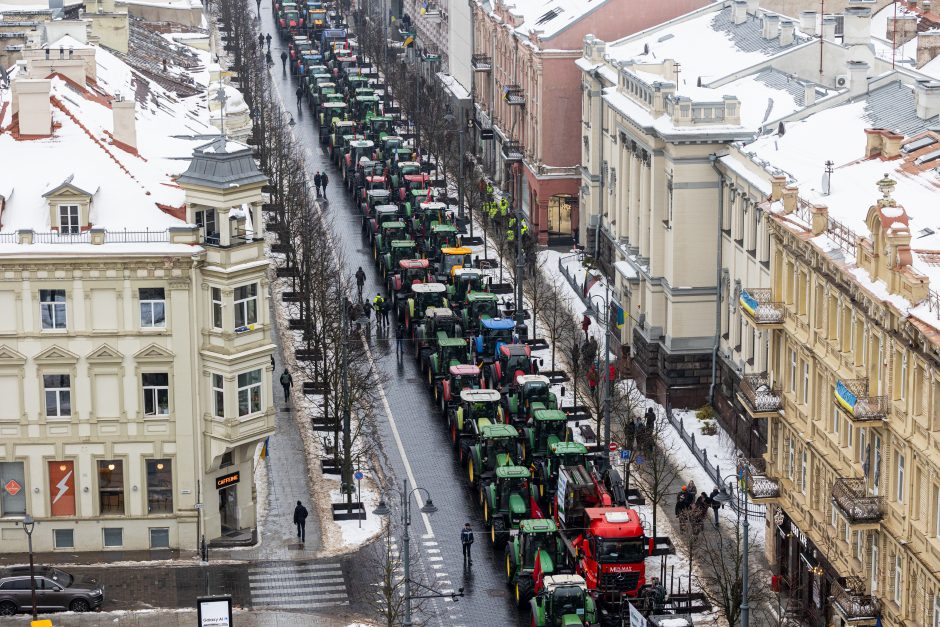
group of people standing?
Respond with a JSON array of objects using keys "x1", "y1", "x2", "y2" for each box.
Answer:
[
  {"x1": 675, "y1": 480, "x2": 722, "y2": 536},
  {"x1": 624, "y1": 407, "x2": 657, "y2": 454}
]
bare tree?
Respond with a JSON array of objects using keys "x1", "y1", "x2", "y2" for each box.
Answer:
[
  {"x1": 367, "y1": 522, "x2": 431, "y2": 627},
  {"x1": 634, "y1": 406, "x2": 689, "y2": 541},
  {"x1": 541, "y1": 276, "x2": 573, "y2": 372},
  {"x1": 523, "y1": 247, "x2": 549, "y2": 341}
]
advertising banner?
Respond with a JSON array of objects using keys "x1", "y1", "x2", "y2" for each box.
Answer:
[{"x1": 48, "y1": 460, "x2": 75, "y2": 517}]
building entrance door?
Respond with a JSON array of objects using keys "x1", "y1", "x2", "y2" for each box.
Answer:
[{"x1": 219, "y1": 485, "x2": 238, "y2": 533}]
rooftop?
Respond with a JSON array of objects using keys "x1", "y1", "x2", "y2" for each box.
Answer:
[{"x1": 498, "y1": 0, "x2": 610, "y2": 41}]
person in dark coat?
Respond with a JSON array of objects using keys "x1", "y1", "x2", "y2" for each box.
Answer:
[
  {"x1": 355, "y1": 266, "x2": 366, "y2": 300},
  {"x1": 258, "y1": 33, "x2": 265, "y2": 49},
  {"x1": 692, "y1": 496, "x2": 707, "y2": 535},
  {"x1": 675, "y1": 485, "x2": 690, "y2": 517},
  {"x1": 280, "y1": 50, "x2": 288, "y2": 72},
  {"x1": 624, "y1": 419, "x2": 637, "y2": 450},
  {"x1": 461, "y1": 522, "x2": 474, "y2": 565},
  {"x1": 709, "y1": 487, "x2": 722, "y2": 527},
  {"x1": 321, "y1": 172, "x2": 329, "y2": 197},
  {"x1": 295, "y1": 85, "x2": 303, "y2": 109},
  {"x1": 279, "y1": 368, "x2": 293, "y2": 403},
  {"x1": 314, "y1": 171, "x2": 322, "y2": 197},
  {"x1": 381, "y1": 298, "x2": 391, "y2": 326},
  {"x1": 293, "y1": 501, "x2": 308, "y2": 542},
  {"x1": 645, "y1": 407, "x2": 656, "y2": 432},
  {"x1": 265, "y1": 33, "x2": 272, "y2": 52},
  {"x1": 396, "y1": 321, "x2": 406, "y2": 357}
]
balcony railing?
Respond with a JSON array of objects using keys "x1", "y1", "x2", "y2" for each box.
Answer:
[
  {"x1": 501, "y1": 140, "x2": 524, "y2": 162},
  {"x1": 739, "y1": 458, "x2": 780, "y2": 501},
  {"x1": 832, "y1": 478, "x2": 885, "y2": 526},
  {"x1": 834, "y1": 379, "x2": 888, "y2": 424},
  {"x1": 739, "y1": 288, "x2": 784, "y2": 326},
  {"x1": 471, "y1": 54, "x2": 492, "y2": 72},
  {"x1": 738, "y1": 372, "x2": 782, "y2": 415},
  {"x1": 202, "y1": 230, "x2": 260, "y2": 248},
  {"x1": 503, "y1": 85, "x2": 525, "y2": 106},
  {"x1": 832, "y1": 577, "x2": 881, "y2": 624}
]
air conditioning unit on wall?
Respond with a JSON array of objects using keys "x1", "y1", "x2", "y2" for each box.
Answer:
[{"x1": 835, "y1": 74, "x2": 848, "y2": 88}]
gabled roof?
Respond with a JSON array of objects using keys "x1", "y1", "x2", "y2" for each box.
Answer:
[
  {"x1": 176, "y1": 137, "x2": 268, "y2": 190},
  {"x1": 42, "y1": 174, "x2": 98, "y2": 198}
]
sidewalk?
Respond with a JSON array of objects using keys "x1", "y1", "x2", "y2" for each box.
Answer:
[{"x1": 4, "y1": 608, "x2": 373, "y2": 626}]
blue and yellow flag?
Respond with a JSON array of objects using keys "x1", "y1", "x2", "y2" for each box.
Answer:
[
  {"x1": 614, "y1": 303, "x2": 625, "y2": 329},
  {"x1": 259, "y1": 437, "x2": 270, "y2": 460}
]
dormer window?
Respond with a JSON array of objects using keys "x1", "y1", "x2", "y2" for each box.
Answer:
[{"x1": 58, "y1": 205, "x2": 80, "y2": 234}]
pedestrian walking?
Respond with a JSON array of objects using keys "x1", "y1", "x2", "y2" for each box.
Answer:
[
  {"x1": 674, "y1": 485, "x2": 690, "y2": 517},
  {"x1": 355, "y1": 266, "x2": 366, "y2": 301},
  {"x1": 692, "y1": 496, "x2": 707, "y2": 535},
  {"x1": 314, "y1": 171, "x2": 322, "y2": 197},
  {"x1": 279, "y1": 368, "x2": 293, "y2": 402},
  {"x1": 296, "y1": 85, "x2": 303, "y2": 109},
  {"x1": 321, "y1": 171, "x2": 329, "y2": 198},
  {"x1": 256, "y1": 0, "x2": 261, "y2": 11},
  {"x1": 265, "y1": 49, "x2": 273, "y2": 66},
  {"x1": 293, "y1": 500, "x2": 308, "y2": 543},
  {"x1": 373, "y1": 293, "x2": 385, "y2": 326},
  {"x1": 687, "y1": 480, "x2": 697, "y2": 497},
  {"x1": 645, "y1": 406, "x2": 656, "y2": 432},
  {"x1": 624, "y1": 419, "x2": 636, "y2": 450},
  {"x1": 396, "y1": 321, "x2": 406, "y2": 357},
  {"x1": 381, "y1": 298, "x2": 391, "y2": 327},
  {"x1": 461, "y1": 522, "x2": 474, "y2": 565},
  {"x1": 709, "y1": 487, "x2": 722, "y2": 527},
  {"x1": 258, "y1": 33, "x2": 265, "y2": 50},
  {"x1": 265, "y1": 33, "x2": 272, "y2": 52},
  {"x1": 280, "y1": 50, "x2": 287, "y2": 72}
]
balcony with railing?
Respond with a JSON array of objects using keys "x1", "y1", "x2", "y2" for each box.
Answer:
[
  {"x1": 739, "y1": 457, "x2": 780, "y2": 502},
  {"x1": 832, "y1": 478, "x2": 885, "y2": 529},
  {"x1": 738, "y1": 288, "x2": 784, "y2": 327},
  {"x1": 832, "y1": 577, "x2": 881, "y2": 625},
  {"x1": 503, "y1": 85, "x2": 525, "y2": 106},
  {"x1": 471, "y1": 54, "x2": 492, "y2": 72},
  {"x1": 501, "y1": 140, "x2": 524, "y2": 162},
  {"x1": 738, "y1": 372, "x2": 782, "y2": 417},
  {"x1": 834, "y1": 379, "x2": 888, "y2": 426}
]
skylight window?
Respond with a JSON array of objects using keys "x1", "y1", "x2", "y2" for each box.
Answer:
[
  {"x1": 914, "y1": 148, "x2": 940, "y2": 166},
  {"x1": 902, "y1": 136, "x2": 938, "y2": 154},
  {"x1": 535, "y1": 7, "x2": 563, "y2": 24}
]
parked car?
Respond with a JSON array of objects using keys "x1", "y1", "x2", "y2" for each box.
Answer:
[{"x1": 0, "y1": 566, "x2": 104, "y2": 615}]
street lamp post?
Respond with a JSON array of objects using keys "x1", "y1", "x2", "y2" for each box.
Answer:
[
  {"x1": 443, "y1": 113, "x2": 471, "y2": 235},
  {"x1": 713, "y1": 476, "x2": 750, "y2": 627},
  {"x1": 586, "y1": 281, "x2": 611, "y2": 449},
  {"x1": 18, "y1": 515, "x2": 38, "y2": 620},
  {"x1": 373, "y1": 479, "x2": 438, "y2": 626}
]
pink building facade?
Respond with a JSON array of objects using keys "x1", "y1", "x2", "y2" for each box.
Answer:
[{"x1": 470, "y1": 0, "x2": 708, "y2": 244}]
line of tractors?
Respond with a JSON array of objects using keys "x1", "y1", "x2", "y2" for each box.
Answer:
[{"x1": 277, "y1": 12, "x2": 708, "y2": 626}]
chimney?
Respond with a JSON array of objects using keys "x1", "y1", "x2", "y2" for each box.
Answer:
[
  {"x1": 916, "y1": 30, "x2": 940, "y2": 68},
  {"x1": 887, "y1": 15, "x2": 917, "y2": 46},
  {"x1": 782, "y1": 185, "x2": 798, "y2": 214},
  {"x1": 111, "y1": 97, "x2": 137, "y2": 152},
  {"x1": 746, "y1": 0, "x2": 759, "y2": 16},
  {"x1": 732, "y1": 0, "x2": 748, "y2": 25},
  {"x1": 847, "y1": 60, "x2": 870, "y2": 94},
  {"x1": 843, "y1": 6, "x2": 872, "y2": 46},
  {"x1": 779, "y1": 19, "x2": 795, "y2": 45},
  {"x1": 864, "y1": 127, "x2": 885, "y2": 157},
  {"x1": 914, "y1": 80, "x2": 940, "y2": 120},
  {"x1": 810, "y1": 203, "x2": 829, "y2": 236},
  {"x1": 822, "y1": 15, "x2": 837, "y2": 41},
  {"x1": 802, "y1": 81, "x2": 816, "y2": 106},
  {"x1": 762, "y1": 13, "x2": 780, "y2": 39},
  {"x1": 13, "y1": 79, "x2": 52, "y2": 136},
  {"x1": 882, "y1": 131, "x2": 903, "y2": 158},
  {"x1": 770, "y1": 175, "x2": 787, "y2": 200},
  {"x1": 800, "y1": 11, "x2": 817, "y2": 35}
]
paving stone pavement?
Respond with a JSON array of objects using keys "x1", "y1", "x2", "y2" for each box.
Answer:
[
  {"x1": 2, "y1": 608, "x2": 371, "y2": 626},
  {"x1": 249, "y1": 561, "x2": 349, "y2": 611}
]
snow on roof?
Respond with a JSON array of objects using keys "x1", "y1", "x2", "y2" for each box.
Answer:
[
  {"x1": 436, "y1": 72, "x2": 470, "y2": 100},
  {"x1": 0, "y1": 40, "x2": 225, "y2": 238},
  {"x1": 504, "y1": 0, "x2": 608, "y2": 40},
  {"x1": 44, "y1": 34, "x2": 92, "y2": 50}
]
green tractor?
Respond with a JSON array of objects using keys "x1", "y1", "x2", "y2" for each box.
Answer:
[
  {"x1": 505, "y1": 375, "x2": 558, "y2": 427},
  {"x1": 366, "y1": 116, "x2": 395, "y2": 143},
  {"x1": 366, "y1": 204, "x2": 400, "y2": 243},
  {"x1": 387, "y1": 258, "x2": 429, "y2": 303},
  {"x1": 360, "y1": 188, "x2": 392, "y2": 222},
  {"x1": 450, "y1": 269, "x2": 485, "y2": 309},
  {"x1": 522, "y1": 409, "x2": 570, "y2": 464},
  {"x1": 437, "y1": 364, "x2": 483, "y2": 419},
  {"x1": 414, "y1": 306, "x2": 464, "y2": 357},
  {"x1": 531, "y1": 441, "x2": 592, "y2": 503},
  {"x1": 459, "y1": 290, "x2": 500, "y2": 332},
  {"x1": 390, "y1": 160, "x2": 421, "y2": 192},
  {"x1": 505, "y1": 519, "x2": 564, "y2": 607},
  {"x1": 529, "y1": 575, "x2": 598, "y2": 627},
  {"x1": 327, "y1": 118, "x2": 355, "y2": 153},
  {"x1": 319, "y1": 102, "x2": 348, "y2": 143},
  {"x1": 410, "y1": 200, "x2": 448, "y2": 239},
  {"x1": 467, "y1": 423, "x2": 521, "y2": 487},
  {"x1": 373, "y1": 220, "x2": 409, "y2": 261},
  {"x1": 343, "y1": 139, "x2": 375, "y2": 188},
  {"x1": 448, "y1": 387, "x2": 501, "y2": 458},
  {"x1": 398, "y1": 283, "x2": 448, "y2": 332},
  {"x1": 423, "y1": 224, "x2": 460, "y2": 262},
  {"x1": 485, "y1": 343, "x2": 536, "y2": 391},
  {"x1": 380, "y1": 240, "x2": 418, "y2": 283},
  {"x1": 424, "y1": 335, "x2": 470, "y2": 387},
  {"x1": 483, "y1": 466, "x2": 539, "y2": 548}
]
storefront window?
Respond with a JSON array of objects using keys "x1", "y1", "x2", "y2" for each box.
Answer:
[
  {"x1": 98, "y1": 460, "x2": 125, "y2": 515},
  {"x1": 0, "y1": 461, "x2": 26, "y2": 516},
  {"x1": 547, "y1": 195, "x2": 574, "y2": 235},
  {"x1": 146, "y1": 459, "x2": 173, "y2": 514}
]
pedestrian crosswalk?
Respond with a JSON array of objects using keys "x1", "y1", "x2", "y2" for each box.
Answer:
[{"x1": 248, "y1": 561, "x2": 349, "y2": 611}]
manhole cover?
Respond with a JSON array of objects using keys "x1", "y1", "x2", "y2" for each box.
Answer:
[{"x1": 486, "y1": 588, "x2": 508, "y2": 598}]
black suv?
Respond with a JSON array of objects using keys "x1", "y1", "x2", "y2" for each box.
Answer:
[{"x1": 0, "y1": 566, "x2": 104, "y2": 615}]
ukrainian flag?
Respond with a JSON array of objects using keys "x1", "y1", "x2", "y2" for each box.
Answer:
[
  {"x1": 834, "y1": 380, "x2": 857, "y2": 416},
  {"x1": 614, "y1": 304, "x2": 625, "y2": 329},
  {"x1": 739, "y1": 289, "x2": 758, "y2": 318},
  {"x1": 403, "y1": 35, "x2": 415, "y2": 47},
  {"x1": 259, "y1": 437, "x2": 270, "y2": 460}
]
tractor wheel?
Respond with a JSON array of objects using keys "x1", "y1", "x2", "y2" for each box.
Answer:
[
  {"x1": 468, "y1": 459, "x2": 475, "y2": 485},
  {"x1": 515, "y1": 577, "x2": 533, "y2": 608},
  {"x1": 450, "y1": 420, "x2": 458, "y2": 447},
  {"x1": 432, "y1": 384, "x2": 439, "y2": 402},
  {"x1": 479, "y1": 484, "x2": 485, "y2": 506},
  {"x1": 439, "y1": 394, "x2": 447, "y2": 417},
  {"x1": 427, "y1": 367, "x2": 433, "y2": 386},
  {"x1": 491, "y1": 518, "x2": 507, "y2": 548},
  {"x1": 505, "y1": 549, "x2": 515, "y2": 582},
  {"x1": 483, "y1": 499, "x2": 489, "y2": 522}
]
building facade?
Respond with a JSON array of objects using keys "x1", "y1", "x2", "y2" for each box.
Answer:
[
  {"x1": 471, "y1": 0, "x2": 706, "y2": 245},
  {"x1": 0, "y1": 37, "x2": 273, "y2": 554}
]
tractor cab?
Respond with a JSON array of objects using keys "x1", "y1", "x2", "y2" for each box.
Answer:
[
  {"x1": 390, "y1": 160, "x2": 420, "y2": 190},
  {"x1": 506, "y1": 375, "x2": 557, "y2": 426},
  {"x1": 366, "y1": 116, "x2": 394, "y2": 143},
  {"x1": 451, "y1": 269, "x2": 485, "y2": 308},
  {"x1": 368, "y1": 205, "x2": 401, "y2": 242},
  {"x1": 345, "y1": 74, "x2": 370, "y2": 93},
  {"x1": 332, "y1": 54, "x2": 358, "y2": 78},
  {"x1": 487, "y1": 343, "x2": 534, "y2": 390},
  {"x1": 506, "y1": 519, "x2": 562, "y2": 606},
  {"x1": 325, "y1": 115, "x2": 354, "y2": 149},
  {"x1": 468, "y1": 424, "x2": 521, "y2": 486},
  {"x1": 357, "y1": 162, "x2": 387, "y2": 198},
  {"x1": 278, "y1": 8, "x2": 304, "y2": 33},
  {"x1": 451, "y1": 387, "x2": 500, "y2": 438},
  {"x1": 387, "y1": 257, "x2": 427, "y2": 296},
  {"x1": 402, "y1": 283, "x2": 447, "y2": 326},
  {"x1": 373, "y1": 221, "x2": 409, "y2": 260},
  {"x1": 485, "y1": 466, "x2": 537, "y2": 547},
  {"x1": 306, "y1": 73, "x2": 331, "y2": 101},
  {"x1": 425, "y1": 224, "x2": 460, "y2": 261},
  {"x1": 381, "y1": 240, "x2": 418, "y2": 280},
  {"x1": 425, "y1": 335, "x2": 471, "y2": 386},
  {"x1": 461, "y1": 291, "x2": 500, "y2": 333},
  {"x1": 353, "y1": 94, "x2": 382, "y2": 121},
  {"x1": 473, "y1": 317, "x2": 516, "y2": 363},
  {"x1": 343, "y1": 139, "x2": 375, "y2": 183},
  {"x1": 360, "y1": 188, "x2": 392, "y2": 219},
  {"x1": 532, "y1": 441, "x2": 591, "y2": 503},
  {"x1": 523, "y1": 409, "x2": 569, "y2": 462},
  {"x1": 530, "y1": 575, "x2": 597, "y2": 627},
  {"x1": 411, "y1": 201, "x2": 448, "y2": 238},
  {"x1": 439, "y1": 367, "x2": 485, "y2": 420},
  {"x1": 399, "y1": 173, "x2": 431, "y2": 206},
  {"x1": 297, "y1": 51, "x2": 322, "y2": 76},
  {"x1": 437, "y1": 246, "x2": 472, "y2": 281},
  {"x1": 307, "y1": 7, "x2": 327, "y2": 35}
]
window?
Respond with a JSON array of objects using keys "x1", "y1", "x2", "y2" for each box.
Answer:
[
  {"x1": 789, "y1": 350, "x2": 797, "y2": 393},
  {"x1": 934, "y1": 594, "x2": 940, "y2": 627},
  {"x1": 139, "y1": 288, "x2": 166, "y2": 328},
  {"x1": 832, "y1": 403, "x2": 841, "y2": 437},
  {"x1": 873, "y1": 434, "x2": 882, "y2": 495},
  {"x1": 859, "y1": 428, "x2": 868, "y2": 465},
  {"x1": 142, "y1": 373, "x2": 169, "y2": 416},
  {"x1": 150, "y1": 528, "x2": 170, "y2": 549},
  {"x1": 39, "y1": 289, "x2": 67, "y2": 329},
  {"x1": 802, "y1": 361, "x2": 809, "y2": 405},
  {"x1": 196, "y1": 209, "x2": 217, "y2": 242},
  {"x1": 58, "y1": 205, "x2": 80, "y2": 234},
  {"x1": 212, "y1": 374, "x2": 225, "y2": 418},
  {"x1": 894, "y1": 554, "x2": 902, "y2": 605},
  {"x1": 211, "y1": 287, "x2": 223, "y2": 329},
  {"x1": 53, "y1": 529, "x2": 74, "y2": 549},
  {"x1": 788, "y1": 437, "x2": 795, "y2": 480},
  {"x1": 43, "y1": 375, "x2": 71, "y2": 417},
  {"x1": 102, "y1": 527, "x2": 123, "y2": 548},
  {"x1": 871, "y1": 542, "x2": 879, "y2": 593},
  {"x1": 801, "y1": 448, "x2": 808, "y2": 494},
  {"x1": 146, "y1": 459, "x2": 173, "y2": 514},
  {"x1": 900, "y1": 352, "x2": 908, "y2": 401},
  {"x1": 237, "y1": 369, "x2": 262, "y2": 416},
  {"x1": 0, "y1": 461, "x2": 26, "y2": 516},
  {"x1": 831, "y1": 503, "x2": 838, "y2": 528},
  {"x1": 234, "y1": 284, "x2": 258, "y2": 328},
  {"x1": 855, "y1": 531, "x2": 864, "y2": 561},
  {"x1": 846, "y1": 422, "x2": 853, "y2": 450},
  {"x1": 897, "y1": 453, "x2": 905, "y2": 503},
  {"x1": 97, "y1": 460, "x2": 125, "y2": 515}
]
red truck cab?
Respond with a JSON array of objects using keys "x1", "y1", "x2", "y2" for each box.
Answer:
[{"x1": 572, "y1": 507, "x2": 648, "y2": 598}]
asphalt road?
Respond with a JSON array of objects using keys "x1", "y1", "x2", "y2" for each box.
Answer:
[{"x1": 255, "y1": 6, "x2": 522, "y2": 625}]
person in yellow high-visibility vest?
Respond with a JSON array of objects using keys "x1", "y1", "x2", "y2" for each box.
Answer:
[
  {"x1": 519, "y1": 219, "x2": 528, "y2": 237},
  {"x1": 499, "y1": 197, "x2": 509, "y2": 216}
]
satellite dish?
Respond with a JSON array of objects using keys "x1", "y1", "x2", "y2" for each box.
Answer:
[{"x1": 821, "y1": 170, "x2": 831, "y2": 195}]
